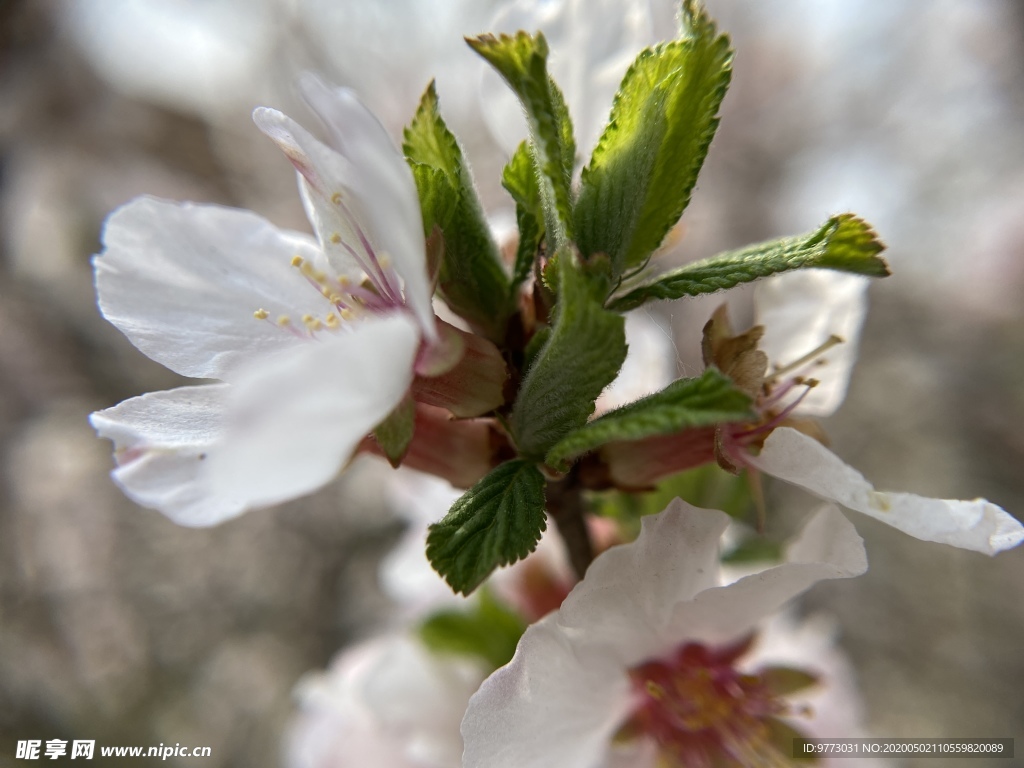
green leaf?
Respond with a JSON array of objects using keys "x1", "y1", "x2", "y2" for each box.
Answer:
[
  {"x1": 404, "y1": 81, "x2": 510, "y2": 341},
  {"x1": 503, "y1": 141, "x2": 545, "y2": 298},
  {"x1": 546, "y1": 368, "x2": 754, "y2": 468},
  {"x1": 574, "y1": 1, "x2": 732, "y2": 275},
  {"x1": 372, "y1": 394, "x2": 415, "y2": 467},
  {"x1": 511, "y1": 250, "x2": 627, "y2": 460},
  {"x1": 426, "y1": 460, "x2": 547, "y2": 596},
  {"x1": 610, "y1": 214, "x2": 890, "y2": 311},
  {"x1": 468, "y1": 32, "x2": 575, "y2": 249},
  {"x1": 409, "y1": 163, "x2": 458, "y2": 234},
  {"x1": 418, "y1": 588, "x2": 526, "y2": 670}
]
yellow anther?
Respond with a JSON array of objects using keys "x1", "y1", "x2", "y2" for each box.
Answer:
[
  {"x1": 645, "y1": 681, "x2": 667, "y2": 701},
  {"x1": 340, "y1": 308, "x2": 355, "y2": 321},
  {"x1": 378, "y1": 253, "x2": 392, "y2": 269},
  {"x1": 313, "y1": 270, "x2": 328, "y2": 284},
  {"x1": 277, "y1": 315, "x2": 291, "y2": 327},
  {"x1": 325, "y1": 313, "x2": 341, "y2": 328},
  {"x1": 337, "y1": 276, "x2": 351, "y2": 287},
  {"x1": 291, "y1": 255, "x2": 304, "y2": 268},
  {"x1": 328, "y1": 293, "x2": 343, "y2": 304},
  {"x1": 301, "y1": 314, "x2": 324, "y2": 331},
  {"x1": 329, "y1": 232, "x2": 342, "y2": 244},
  {"x1": 253, "y1": 308, "x2": 269, "y2": 320},
  {"x1": 331, "y1": 192, "x2": 343, "y2": 205}
]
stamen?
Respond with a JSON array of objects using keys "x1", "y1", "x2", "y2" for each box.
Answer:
[
  {"x1": 329, "y1": 232, "x2": 342, "y2": 244},
  {"x1": 325, "y1": 313, "x2": 341, "y2": 329},
  {"x1": 331, "y1": 192, "x2": 343, "y2": 205},
  {"x1": 253, "y1": 308, "x2": 269, "y2": 320},
  {"x1": 291, "y1": 255, "x2": 304, "y2": 268},
  {"x1": 768, "y1": 334, "x2": 843, "y2": 381},
  {"x1": 277, "y1": 315, "x2": 291, "y2": 327},
  {"x1": 732, "y1": 384, "x2": 817, "y2": 444}
]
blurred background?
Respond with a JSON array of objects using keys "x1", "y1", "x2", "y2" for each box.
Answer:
[{"x1": 1, "y1": 0, "x2": 1022, "y2": 765}]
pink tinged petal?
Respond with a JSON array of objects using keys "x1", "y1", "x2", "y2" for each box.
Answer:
[
  {"x1": 461, "y1": 618, "x2": 633, "y2": 768},
  {"x1": 296, "y1": 177, "x2": 366, "y2": 282},
  {"x1": 756, "y1": 271, "x2": 869, "y2": 417},
  {"x1": 256, "y1": 81, "x2": 435, "y2": 341},
  {"x1": 253, "y1": 108, "x2": 384, "y2": 282},
  {"x1": 89, "y1": 385, "x2": 246, "y2": 526},
  {"x1": 96, "y1": 197, "x2": 323, "y2": 380},
  {"x1": 753, "y1": 427, "x2": 1024, "y2": 555},
  {"x1": 299, "y1": 76, "x2": 435, "y2": 342},
  {"x1": 206, "y1": 313, "x2": 420, "y2": 510}
]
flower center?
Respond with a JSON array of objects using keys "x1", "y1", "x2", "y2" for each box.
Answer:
[
  {"x1": 718, "y1": 334, "x2": 843, "y2": 470},
  {"x1": 622, "y1": 637, "x2": 807, "y2": 767},
  {"x1": 252, "y1": 247, "x2": 404, "y2": 340}
]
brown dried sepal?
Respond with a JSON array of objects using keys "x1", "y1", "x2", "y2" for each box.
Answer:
[{"x1": 701, "y1": 304, "x2": 768, "y2": 400}]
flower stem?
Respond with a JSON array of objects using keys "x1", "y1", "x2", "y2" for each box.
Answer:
[{"x1": 546, "y1": 474, "x2": 594, "y2": 581}]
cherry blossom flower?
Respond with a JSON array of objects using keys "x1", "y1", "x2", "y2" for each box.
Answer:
[
  {"x1": 286, "y1": 633, "x2": 487, "y2": 768},
  {"x1": 604, "y1": 271, "x2": 1024, "y2": 555},
  {"x1": 461, "y1": 497, "x2": 869, "y2": 767},
  {"x1": 91, "y1": 76, "x2": 440, "y2": 526},
  {"x1": 745, "y1": 272, "x2": 1022, "y2": 555}
]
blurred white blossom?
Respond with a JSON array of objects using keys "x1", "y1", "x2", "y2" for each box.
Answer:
[{"x1": 286, "y1": 633, "x2": 486, "y2": 768}]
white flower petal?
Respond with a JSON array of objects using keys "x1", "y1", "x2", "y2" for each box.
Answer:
[
  {"x1": 381, "y1": 470, "x2": 467, "y2": 614},
  {"x1": 662, "y1": 506, "x2": 867, "y2": 647},
  {"x1": 462, "y1": 501, "x2": 867, "y2": 768},
  {"x1": 755, "y1": 270, "x2": 869, "y2": 417},
  {"x1": 207, "y1": 313, "x2": 420, "y2": 509},
  {"x1": 299, "y1": 76, "x2": 435, "y2": 342},
  {"x1": 254, "y1": 85, "x2": 435, "y2": 341},
  {"x1": 556, "y1": 498, "x2": 726, "y2": 661},
  {"x1": 96, "y1": 197, "x2": 323, "y2": 380},
  {"x1": 89, "y1": 384, "x2": 246, "y2": 526},
  {"x1": 753, "y1": 427, "x2": 1024, "y2": 555},
  {"x1": 596, "y1": 310, "x2": 675, "y2": 413},
  {"x1": 360, "y1": 636, "x2": 486, "y2": 768},
  {"x1": 461, "y1": 618, "x2": 632, "y2": 768},
  {"x1": 287, "y1": 635, "x2": 473, "y2": 768},
  {"x1": 253, "y1": 107, "x2": 388, "y2": 280}
]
